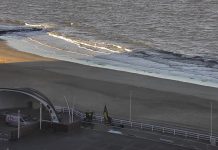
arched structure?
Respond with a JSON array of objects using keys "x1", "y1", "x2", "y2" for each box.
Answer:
[{"x1": 0, "y1": 88, "x2": 60, "y2": 123}]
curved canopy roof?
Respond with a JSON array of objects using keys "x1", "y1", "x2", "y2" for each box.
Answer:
[{"x1": 0, "y1": 88, "x2": 60, "y2": 123}]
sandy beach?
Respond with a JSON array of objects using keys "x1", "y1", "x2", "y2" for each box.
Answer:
[
  {"x1": 0, "y1": 40, "x2": 218, "y2": 133},
  {"x1": 0, "y1": 40, "x2": 50, "y2": 63}
]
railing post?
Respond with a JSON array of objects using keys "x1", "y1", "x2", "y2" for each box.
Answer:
[
  {"x1": 163, "y1": 127, "x2": 165, "y2": 133},
  {"x1": 152, "y1": 125, "x2": 154, "y2": 132},
  {"x1": 210, "y1": 136, "x2": 216, "y2": 146},
  {"x1": 141, "y1": 123, "x2": 143, "y2": 129},
  {"x1": 173, "y1": 129, "x2": 176, "y2": 135}
]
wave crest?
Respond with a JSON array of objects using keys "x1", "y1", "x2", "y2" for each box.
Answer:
[
  {"x1": 25, "y1": 23, "x2": 56, "y2": 29},
  {"x1": 48, "y1": 32, "x2": 131, "y2": 54}
]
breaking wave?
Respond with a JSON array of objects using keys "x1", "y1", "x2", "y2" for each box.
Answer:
[
  {"x1": 48, "y1": 32, "x2": 131, "y2": 54},
  {"x1": 25, "y1": 22, "x2": 56, "y2": 29}
]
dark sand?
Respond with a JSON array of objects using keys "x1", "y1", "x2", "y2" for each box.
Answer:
[{"x1": 0, "y1": 41, "x2": 218, "y2": 134}]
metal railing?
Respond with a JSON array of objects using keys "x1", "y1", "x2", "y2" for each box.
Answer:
[
  {"x1": 0, "y1": 140, "x2": 10, "y2": 150},
  {"x1": 54, "y1": 106, "x2": 218, "y2": 144},
  {"x1": 0, "y1": 131, "x2": 10, "y2": 149}
]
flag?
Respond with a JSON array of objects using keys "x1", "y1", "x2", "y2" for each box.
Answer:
[
  {"x1": 103, "y1": 105, "x2": 109, "y2": 121},
  {"x1": 103, "y1": 105, "x2": 112, "y2": 124}
]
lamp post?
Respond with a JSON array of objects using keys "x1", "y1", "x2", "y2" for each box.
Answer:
[
  {"x1": 17, "y1": 110, "x2": 20, "y2": 140},
  {"x1": 129, "y1": 91, "x2": 132, "y2": 122},
  {"x1": 210, "y1": 102, "x2": 213, "y2": 137},
  {"x1": 210, "y1": 102, "x2": 216, "y2": 146}
]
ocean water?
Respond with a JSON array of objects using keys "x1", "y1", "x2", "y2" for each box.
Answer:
[{"x1": 0, "y1": 0, "x2": 218, "y2": 87}]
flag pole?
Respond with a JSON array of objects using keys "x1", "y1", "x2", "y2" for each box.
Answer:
[
  {"x1": 71, "y1": 96, "x2": 75, "y2": 123},
  {"x1": 39, "y1": 103, "x2": 42, "y2": 130},
  {"x1": 64, "y1": 96, "x2": 71, "y2": 123}
]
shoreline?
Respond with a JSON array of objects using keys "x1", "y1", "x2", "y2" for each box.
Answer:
[
  {"x1": 0, "y1": 40, "x2": 52, "y2": 63},
  {"x1": 2, "y1": 37, "x2": 218, "y2": 100},
  {"x1": 0, "y1": 41, "x2": 218, "y2": 133},
  {"x1": 4, "y1": 34, "x2": 218, "y2": 89}
]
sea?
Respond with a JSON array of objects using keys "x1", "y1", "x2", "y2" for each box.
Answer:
[{"x1": 0, "y1": 0, "x2": 218, "y2": 87}]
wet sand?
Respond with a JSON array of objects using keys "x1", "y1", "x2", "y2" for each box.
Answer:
[
  {"x1": 0, "y1": 41, "x2": 218, "y2": 133},
  {"x1": 0, "y1": 40, "x2": 50, "y2": 63}
]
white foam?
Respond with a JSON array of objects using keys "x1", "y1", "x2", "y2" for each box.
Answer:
[
  {"x1": 48, "y1": 32, "x2": 131, "y2": 53},
  {"x1": 25, "y1": 23, "x2": 55, "y2": 29},
  {"x1": 25, "y1": 23, "x2": 43, "y2": 28}
]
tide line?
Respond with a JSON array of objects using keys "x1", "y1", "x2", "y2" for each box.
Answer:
[
  {"x1": 27, "y1": 37, "x2": 91, "y2": 57},
  {"x1": 48, "y1": 32, "x2": 131, "y2": 53}
]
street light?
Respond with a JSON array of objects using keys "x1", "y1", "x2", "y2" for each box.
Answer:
[
  {"x1": 129, "y1": 91, "x2": 132, "y2": 122},
  {"x1": 210, "y1": 102, "x2": 213, "y2": 137},
  {"x1": 17, "y1": 110, "x2": 20, "y2": 140},
  {"x1": 210, "y1": 102, "x2": 216, "y2": 146}
]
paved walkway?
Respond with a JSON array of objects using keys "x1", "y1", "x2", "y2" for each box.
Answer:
[{"x1": 0, "y1": 129, "x2": 190, "y2": 150}]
